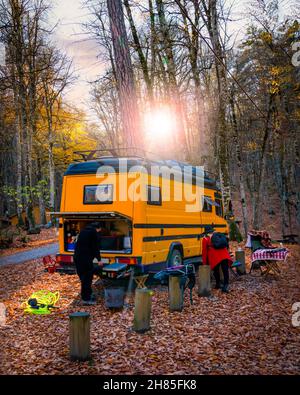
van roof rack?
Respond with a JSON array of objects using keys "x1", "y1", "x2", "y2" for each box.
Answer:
[{"x1": 73, "y1": 147, "x2": 151, "y2": 162}]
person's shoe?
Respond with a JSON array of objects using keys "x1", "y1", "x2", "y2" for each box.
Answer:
[
  {"x1": 221, "y1": 285, "x2": 229, "y2": 293},
  {"x1": 82, "y1": 299, "x2": 97, "y2": 305},
  {"x1": 214, "y1": 283, "x2": 221, "y2": 290}
]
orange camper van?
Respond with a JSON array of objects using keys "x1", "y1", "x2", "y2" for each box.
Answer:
[{"x1": 52, "y1": 155, "x2": 228, "y2": 275}]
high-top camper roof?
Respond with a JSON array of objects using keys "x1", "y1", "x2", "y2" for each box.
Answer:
[{"x1": 64, "y1": 156, "x2": 218, "y2": 190}]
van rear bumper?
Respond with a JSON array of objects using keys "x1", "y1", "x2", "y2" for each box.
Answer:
[
  {"x1": 55, "y1": 254, "x2": 76, "y2": 274},
  {"x1": 55, "y1": 254, "x2": 138, "y2": 276},
  {"x1": 55, "y1": 254, "x2": 201, "y2": 275},
  {"x1": 55, "y1": 254, "x2": 132, "y2": 278}
]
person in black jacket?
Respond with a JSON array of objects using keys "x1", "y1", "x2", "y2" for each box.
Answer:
[{"x1": 74, "y1": 222, "x2": 103, "y2": 305}]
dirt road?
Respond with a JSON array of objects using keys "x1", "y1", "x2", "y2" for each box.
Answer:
[{"x1": 0, "y1": 243, "x2": 58, "y2": 267}]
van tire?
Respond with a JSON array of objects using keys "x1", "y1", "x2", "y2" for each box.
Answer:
[{"x1": 169, "y1": 249, "x2": 183, "y2": 267}]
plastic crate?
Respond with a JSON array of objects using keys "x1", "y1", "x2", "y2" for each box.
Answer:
[{"x1": 104, "y1": 287, "x2": 125, "y2": 309}]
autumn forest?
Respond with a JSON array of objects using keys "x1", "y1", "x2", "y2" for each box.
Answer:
[
  {"x1": 0, "y1": 0, "x2": 300, "y2": 237},
  {"x1": 0, "y1": 0, "x2": 300, "y2": 378}
]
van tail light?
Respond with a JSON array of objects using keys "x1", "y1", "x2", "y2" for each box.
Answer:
[
  {"x1": 56, "y1": 254, "x2": 73, "y2": 264},
  {"x1": 115, "y1": 257, "x2": 141, "y2": 265}
]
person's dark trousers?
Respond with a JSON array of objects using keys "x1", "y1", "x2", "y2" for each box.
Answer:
[
  {"x1": 77, "y1": 265, "x2": 103, "y2": 301},
  {"x1": 213, "y1": 259, "x2": 229, "y2": 287},
  {"x1": 79, "y1": 270, "x2": 94, "y2": 301}
]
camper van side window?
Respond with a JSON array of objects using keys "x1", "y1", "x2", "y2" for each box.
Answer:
[
  {"x1": 147, "y1": 185, "x2": 162, "y2": 206},
  {"x1": 84, "y1": 185, "x2": 113, "y2": 204},
  {"x1": 202, "y1": 196, "x2": 213, "y2": 212},
  {"x1": 215, "y1": 198, "x2": 223, "y2": 217}
]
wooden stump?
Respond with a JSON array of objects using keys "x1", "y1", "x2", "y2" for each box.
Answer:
[
  {"x1": 235, "y1": 250, "x2": 246, "y2": 275},
  {"x1": 69, "y1": 312, "x2": 91, "y2": 361},
  {"x1": 169, "y1": 275, "x2": 184, "y2": 312},
  {"x1": 133, "y1": 288, "x2": 152, "y2": 333},
  {"x1": 198, "y1": 265, "x2": 211, "y2": 297}
]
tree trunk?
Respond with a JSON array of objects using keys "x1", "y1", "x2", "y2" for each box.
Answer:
[
  {"x1": 49, "y1": 143, "x2": 55, "y2": 210},
  {"x1": 253, "y1": 94, "x2": 275, "y2": 229},
  {"x1": 12, "y1": 86, "x2": 24, "y2": 226},
  {"x1": 177, "y1": 0, "x2": 203, "y2": 151},
  {"x1": 200, "y1": 0, "x2": 232, "y2": 216},
  {"x1": 124, "y1": 0, "x2": 153, "y2": 103},
  {"x1": 107, "y1": 0, "x2": 141, "y2": 151},
  {"x1": 230, "y1": 92, "x2": 248, "y2": 236},
  {"x1": 155, "y1": 0, "x2": 188, "y2": 158},
  {"x1": 149, "y1": 0, "x2": 157, "y2": 87},
  {"x1": 36, "y1": 157, "x2": 47, "y2": 225},
  {"x1": 273, "y1": 140, "x2": 289, "y2": 236},
  {"x1": 47, "y1": 110, "x2": 55, "y2": 210},
  {"x1": 9, "y1": 40, "x2": 25, "y2": 226}
]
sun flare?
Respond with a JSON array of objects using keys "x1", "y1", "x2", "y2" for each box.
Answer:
[{"x1": 143, "y1": 106, "x2": 175, "y2": 139}]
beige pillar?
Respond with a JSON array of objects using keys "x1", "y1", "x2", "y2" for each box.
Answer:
[
  {"x1": 133, "y1": 288, "x2": 152, "y2": 333},
  {"x1": 169, "y1": 275, "x2": 184, "y2": 312},
  {"x1": 69, "y1": 312, "x2": 91, "y2": 361},
  {"x1": 198, "y1": 265, "x2": 211, "y2": 297}
]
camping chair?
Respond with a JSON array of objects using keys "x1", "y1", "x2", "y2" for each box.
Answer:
[
  {"x1": 154, "y1": 264, "x2": 196, "y2": 305},
  {"x1": 246, "y1": 232, "x2": 289, "y2": 276}
]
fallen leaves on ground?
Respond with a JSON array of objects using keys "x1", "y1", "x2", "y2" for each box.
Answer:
[
  {"x1": 0, "y1": 245, "x2": 299, "y2": 375},
  {"x1": 0, "y1": 228, "x2": 58, "y2": 257}
]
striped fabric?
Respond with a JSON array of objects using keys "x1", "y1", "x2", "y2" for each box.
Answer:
[{"x1": 251, "y1": 249, "x2": 289, "y2": 263}]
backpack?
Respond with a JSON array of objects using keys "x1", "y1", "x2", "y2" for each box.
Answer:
[{"x1": 211, "y1": 232, "x2": 228, "y2": 249}]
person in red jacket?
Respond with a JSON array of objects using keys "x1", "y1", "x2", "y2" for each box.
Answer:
[{"x1": 202, "y1": 225, "x2": 233, "y2": 293}]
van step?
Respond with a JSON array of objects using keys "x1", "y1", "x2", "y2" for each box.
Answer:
[{"x1": 102, "y1": 263, "x2": 128, "y2": 272}]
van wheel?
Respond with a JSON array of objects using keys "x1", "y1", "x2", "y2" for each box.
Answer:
[{"x1": 169, "y1": 249, "x2": 183, "y2": 267}]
